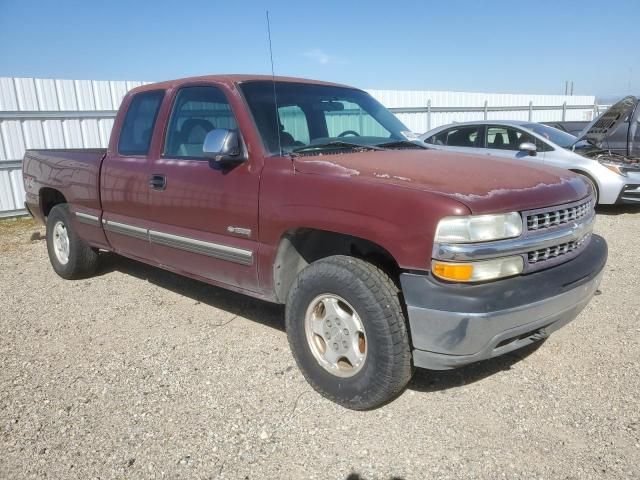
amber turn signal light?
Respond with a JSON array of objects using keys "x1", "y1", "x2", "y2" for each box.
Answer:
[
  {"x1": 432, "y1": 262, "x2": 474, "y2": 281},
  {"x1": 432, "y1": 256, "x2": 524, "y2": 283}
]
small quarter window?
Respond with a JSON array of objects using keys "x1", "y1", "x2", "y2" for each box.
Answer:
[{"x1": 118, "y1": 90, "x2": 164, "y2": 156}]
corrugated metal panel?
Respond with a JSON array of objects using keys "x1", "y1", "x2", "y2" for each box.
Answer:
[
  {"x1": 0, "y1": 76, "x2": 597, "y2": 218},
  {"x1": 0, "y1": 77, "x2": 151, "y2": 217}
]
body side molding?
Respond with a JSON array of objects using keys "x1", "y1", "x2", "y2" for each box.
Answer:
[
  {"x1": 101, "y1": 219, "x2": 253, "y2": 266},
  {"x1": 75, "y1": 211, "x2": 100, "y2": 227}
]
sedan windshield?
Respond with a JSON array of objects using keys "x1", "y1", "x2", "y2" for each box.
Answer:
[
  {"x1": 522, "y1": 123, "x2": 577, "y2": 149},
  {"x1": 239, "y1": 81, "x2": 412, "y2": 155}
]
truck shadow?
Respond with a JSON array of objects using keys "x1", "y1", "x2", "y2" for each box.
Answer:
[
  {"x1": 407, "y1": 341, "x2": 543, "y2": 393},
  {"x1": 96, "y1": 252, "x2": 285, "y2": 333},
  {"x1": 345, "y1": 474, "x2": 404, "y2": 480},
  {"x1": 596, "y1": 204, "x2": 640, "y2": 216},
  {"x1": 96, "y1": 252, "x2": 543, "y2": 394}
]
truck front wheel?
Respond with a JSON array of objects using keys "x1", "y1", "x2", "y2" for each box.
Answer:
[
  {"x1": 46, "y1": 204, "x2": 98, "y2": 279},
  {"x1": 285, "y1": 255, "x2": 413, "y2": 410}
]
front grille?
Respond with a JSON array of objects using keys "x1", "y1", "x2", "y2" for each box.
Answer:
[
  {"x1": 620, "y1": 185, "x2": 640, "y2": 202},
  {"x1": 527, "y1": 233, "x2": 590, "y2": 264},
  {"x1": 526, "y1": 199, "x2": 592, "y2": 231}
]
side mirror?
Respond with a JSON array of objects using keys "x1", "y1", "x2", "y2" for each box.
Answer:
[
  {"x1": 519, "y1": 142, "x2": 537, "y2": 156},
  {"x1": 203, "y1": 129, "x2": 245, "y2": 163}
]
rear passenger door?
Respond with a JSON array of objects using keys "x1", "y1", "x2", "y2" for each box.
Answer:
[
  {"x1": 101, "y1": 89, "x2": 164, "y2": 262},
  {"x1": 426, "y1": 125, "x2": 485, "y2": 155},
  {"x1": 146, "y1": 84, "x2": 261, "y2": 292}
]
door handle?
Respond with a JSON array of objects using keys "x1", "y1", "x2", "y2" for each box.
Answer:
[{"x1": 149, "y1": 174, "x2": 167, "y2": 191}]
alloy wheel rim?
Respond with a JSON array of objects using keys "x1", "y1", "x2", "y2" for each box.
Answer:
[
  {"x1": 304, "y1": 294, "x2": 367, "y2": 378},
  {"x1": 52, "y1": 221, "x2": 70, "y2": 265}
]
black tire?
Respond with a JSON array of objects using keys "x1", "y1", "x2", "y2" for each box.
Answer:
[
  {"x1": 285, "y1": 255, "x2": 413, "y2": 410},
  {"x1": 46, "y1": 204, "x2": 99, "y2": 279}
]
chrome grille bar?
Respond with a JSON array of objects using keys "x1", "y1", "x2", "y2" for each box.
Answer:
[
  {"x1": 528, "y1": 234, "x2": 591, "y2": 264},
  {"x1": 527, "y1": 198, "x2": 592, "y2": 231}
]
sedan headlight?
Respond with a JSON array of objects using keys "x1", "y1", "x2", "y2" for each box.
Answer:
[
  {"x1": 435, "y1": 212, "x2": 523, "y2": 243},
  {"x1": 599, "y1": 160, "x2": 627, "y2": 176}
]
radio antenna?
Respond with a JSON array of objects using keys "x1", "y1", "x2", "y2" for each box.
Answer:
[{"x1": 266, "y1": 11, "x2": 282, "y2": 156}]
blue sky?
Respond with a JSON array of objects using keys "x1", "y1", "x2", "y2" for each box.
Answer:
[{"x1": 1, "y1": 0, "x2": 638, "y2": 96}]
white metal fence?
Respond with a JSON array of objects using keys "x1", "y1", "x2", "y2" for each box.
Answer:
[
  {"x1": 0, "y1": 76, "x2": 597, "y2": 218},
  {"x1": 369, "y1": 89, "x2": 597, "y2": 133}
]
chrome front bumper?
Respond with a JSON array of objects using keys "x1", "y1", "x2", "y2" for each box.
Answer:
[{"x1": 402, "y1": 235, "x2": 607, "y2": 370}]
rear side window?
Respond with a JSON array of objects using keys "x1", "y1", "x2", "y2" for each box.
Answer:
[
  {"x1": 164, "y1": 86, "x2": 238, "y2": 158},
  {"x1": 433, "y1": 126, "x2": 482, "y2": 147},
  {"x1": 118, "y1": 90, "x2": 164, "y2": 156}
]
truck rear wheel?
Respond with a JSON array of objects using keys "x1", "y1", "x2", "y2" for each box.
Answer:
[
  {"x1": 285, "y1": 255, "x2": 413, "y2": 410},
  {"x1": 46, "y1": 204, "x2": 98, "y2": 279}
]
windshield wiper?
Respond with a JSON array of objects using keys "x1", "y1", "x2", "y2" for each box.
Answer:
[
  {"x1": 291, "y1": 141, "x2": 384, "y2": 155},
  {"x1": 375, "y1": 140, "x2": 428, "y2": 150}
]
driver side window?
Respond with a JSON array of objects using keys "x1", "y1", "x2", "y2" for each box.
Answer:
[
  {"x1": 164, "y1": 86, "x2": 238, "y2": 158},
  {"x1": 486, "y1": 126, "x2": 539, "y2": 151}
]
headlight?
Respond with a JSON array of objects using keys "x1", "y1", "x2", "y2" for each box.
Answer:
[
  {"x1": 435, "y1": 212, "x2": 523, "y2": 243},
  {"x1": 432, "y1": 256, "x2": 524, "y2": 282},
  {"x1": 599, "y1": 160, "x2": 627, "y2": 176}
]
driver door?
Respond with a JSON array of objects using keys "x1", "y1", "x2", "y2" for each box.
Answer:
[{"x1": 145, "y1": 84, "x2": 261, "y2": 292}]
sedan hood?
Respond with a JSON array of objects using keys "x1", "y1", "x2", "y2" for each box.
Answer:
[
  {"x1": 577, "y1": 95, "x2": 638, "y2": 148},
  {"x1": 293, "y1": 149, "x2": 590, "y2": 214}
]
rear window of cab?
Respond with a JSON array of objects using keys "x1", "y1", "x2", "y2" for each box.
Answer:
[{"x1": 118, "y1": 90, "x2": 165, "y2": 156}]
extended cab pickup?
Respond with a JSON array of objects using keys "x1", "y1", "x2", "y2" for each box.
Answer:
[{"x1": 23, "y1": 75, "x2": 607, "y2": 409}]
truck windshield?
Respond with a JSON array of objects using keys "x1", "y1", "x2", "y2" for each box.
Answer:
[
  {"x1": 522, "y1": 123, "x2": 577, "y2": 149},
  {"x1": 239, "y1": 81, "x2": 411, "y2": 155}
]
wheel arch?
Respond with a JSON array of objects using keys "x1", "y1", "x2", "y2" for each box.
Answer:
[
  {"x1": 272, "y1": 228, "x2": 400, "y2": 304},
  {"x1": 39, "y1": 187, "x2": 68, "y2": 218}
]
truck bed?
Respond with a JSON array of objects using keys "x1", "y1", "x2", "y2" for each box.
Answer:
[{"x1": 22, "y1": 148, "x2": 107, "y2": 221}]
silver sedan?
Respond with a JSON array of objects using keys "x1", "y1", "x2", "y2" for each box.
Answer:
[{"x1": 419, "y1": 120, "x2": 640, "y2": 205}]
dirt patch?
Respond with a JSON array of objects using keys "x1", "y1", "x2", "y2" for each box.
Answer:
[
  {"x1": 1, "y1": 211, "x2": 638, "y2": 479},
  {"x1": 0, "y1": 217, "x2": 44, "y2": 252}
]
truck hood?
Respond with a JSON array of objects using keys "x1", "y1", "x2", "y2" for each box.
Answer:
[
  {"x1": 577, "y1": 95, "x2": 638, "y2": 148},
  {"x1": 293, "y1": 149, "x2": 590, "y2": 214}
]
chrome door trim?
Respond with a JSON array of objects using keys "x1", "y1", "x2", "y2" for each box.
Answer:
[
  {"x1": 103, "y1": 220, "x2": 149, "y2": 241},
  {"x1": 75, "y1": 211, "x2": 100, "y2": 227},
  {"x1": 102, "y1": 219, "x2": 253, "y2": 265},
  {"x1": 149, "y1": 230, "x2": 253, "y2": 265}
]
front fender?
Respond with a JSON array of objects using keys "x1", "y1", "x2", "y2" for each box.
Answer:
[{"x1": 258, "y1": 161, "x2": 469, "y2": 273}]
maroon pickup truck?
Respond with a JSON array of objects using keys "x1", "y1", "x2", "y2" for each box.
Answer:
[{"x1": 23, "y1": 75, "x2": 607, "y2": 409}]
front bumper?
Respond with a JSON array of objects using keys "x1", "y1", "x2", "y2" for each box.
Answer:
[
  {"x1": 401, "y1": 234, "x2": 607, "y2": 370},
  {"x1": 616, "y1": 184, "x2": 640, "y2": 204}
]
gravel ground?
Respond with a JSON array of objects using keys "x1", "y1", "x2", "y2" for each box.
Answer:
[{"x1": 1, "y1": 208, "x2": 639, "y2": 480}]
